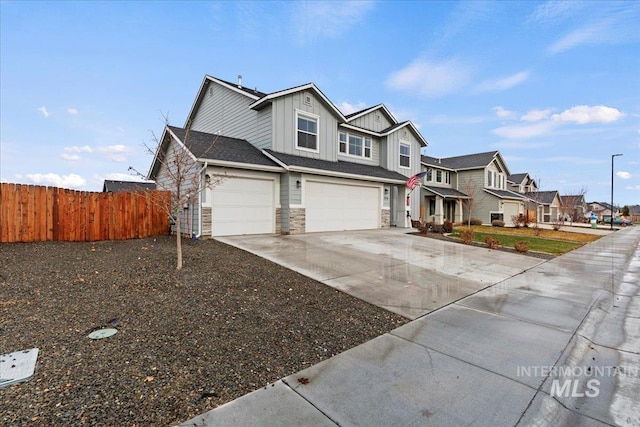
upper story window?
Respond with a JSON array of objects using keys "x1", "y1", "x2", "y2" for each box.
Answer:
[
  {"x1": 445, "y1": 171, "x2": 450, "y2": 184},
  {"x1": 296, "y1": 111, "x2": 318, "y2": 152},
  {"x1": 487, "y1": 170, "x2": 493, "y2": 187},
  {"x1": 399, "y1": 142, "x2": 411, "y2": 168},
  {"x1": 426, "y1": 169, "x2": 432, "y2": 181},
  {"x1": 436, "y1": 170, "x2": 442, "y2": 183},
  {"x1": 339, "y1": 131, "x2": 372, "y2": 159}
]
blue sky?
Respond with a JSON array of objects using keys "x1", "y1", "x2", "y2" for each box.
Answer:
[{"x1": 1, "y1": 1, "x2": 638, "y2": 206}]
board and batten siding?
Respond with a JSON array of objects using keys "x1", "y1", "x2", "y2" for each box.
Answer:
[
  {"x1": 155, "y1": 138, "x2": 202, "y2": 236},
  {"x1": 270, "y1": 91, "x2": 339, "y2": 161},
  {"x1": 384, "y1": 131, "x2": 421, "y2": 177},
  {"x1": 191, "y1": 82, "x2": 258, "y2": 142},
  {"x1": 348, "y1": 111, "x2": 394, "y2": 133}
]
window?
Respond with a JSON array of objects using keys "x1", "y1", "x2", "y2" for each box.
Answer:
[
  {"x1": 348, "y1": 134, "x2": 362, "y2": 156},
  {"x1": 399, "y1": 143, "x2": 410, "y2": 168},
  {"x1": 436, "y1": 170, "x2": 442, "y2": 183},
  {"x1": 296, "y1": 112, "x2": 318, "y2": 151},
  {"x1": 445, "y1": 171, "x2": 450, "y2": 184},
  {"x1": 487, "y1": 170, "x2": 492, "y2": 187},
  {"x1": 426, "y1": 169, "x2": 433, "y2": 181},
  {"x1": 339, "y1": 132, "x2": 347, "y2": 153},
  {"x1": 364, "y1": 138, "x2": 371, "y2": 158},
  {"x1": 338, "y1": 131, "x2": 372, "y2": 159}
]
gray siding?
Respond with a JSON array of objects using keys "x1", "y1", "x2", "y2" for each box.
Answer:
[
  {"x1": 271, "y1": 91, "x2": 339, "y2": 161},
  {"x1": 279, "y1": 172, "x2": 290, "y2": 232},
  {"x1": 457, "y1": 169, "x2": 498, "y2": 224},
  {"x1": 155, "y1": 138, "x2": 202, "y2": 235},
  {"x1": 384, "y1": 131, "x2": 422, "y2": 178},
  {"x1": 289, "y1": 172, "x2": 302, "y2": 205},
  {"x1": 191, "y1": 82, "x2": 258, "y2": 142},
  {"x1": 254, "y1": 106, "x2": 272, "y2": 150},
  {"x1": 349, "y1": 111, "x2": 394, "y2": 133}
]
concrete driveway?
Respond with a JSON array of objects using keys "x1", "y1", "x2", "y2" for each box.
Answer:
[{"x1": 216, "y1": 229, "x2": 543, "y2": 319}]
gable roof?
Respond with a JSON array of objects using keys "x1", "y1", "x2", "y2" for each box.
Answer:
[
  {"x1": 422, "y1": 151, "x2": 505, "y2": 172},
  {"x1": 508, "y1": 173, "x2": 529, "y2": 185},
  {"x1": 345, "y1": 104, "x2": 397, "y2": 124},
  {"x1": 249, "y1": 82, "x2": 346, "y2": 121},
  {"x1": 484, "y1": 188, "x2": 527, "y2": 200},
  {"x1": 103, "y1": 180, "x2": 156, "y2": 193},
  {"x1": 423, "y1": 186, "x2": 469, "y2": 199},
  {"x1": 525, "y1": 190, "x2": 560, "y2": 205},
  {"x1": 263, "y1": 149, "x2": 408, "y2": 184},
  {"x1": 562, "y1": 194, "x2": 587, "y2": 206}
]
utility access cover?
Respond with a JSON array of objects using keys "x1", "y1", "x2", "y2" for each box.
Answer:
[
  {"x1": 0, "y1": 348, "x2": 39, "y2": 388},
  {"x1": 88, "y1": 328, "x2": 118, "y2": 340}
]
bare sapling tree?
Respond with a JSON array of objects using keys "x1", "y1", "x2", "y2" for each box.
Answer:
[
  {"x1": 559, "y1": 186, "x2": 588, "y2": 227},
  {"x1": 130, "y1": 116, "x2": 223, "y2": 270},
  {"x1": 460, "y1": 176, "x2": 486, "y2": 227}
]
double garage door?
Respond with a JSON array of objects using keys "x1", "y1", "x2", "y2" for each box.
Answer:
[{"x1": 305, "y1": 180, "x2": 380, "y2": 233}]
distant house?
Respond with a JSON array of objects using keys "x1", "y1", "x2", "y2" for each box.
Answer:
[
  {"x1": 563, "y1": 195, "x2": 588, "y2": 221},
  {"x1": 420, "y1": 151, "x2": 527, "y2": 225},
  {"x1": 507, "y1": 173, "x2": 537, "y2": 194},
  {"x1": 103, "y1": 180, "x2": 157, "y2": 193},
  {"x1": 588, "y1": 201, "x2": 619, "y2": 222},
  {"x1": 525, "y1": 190, "x2": 562, "y2": 223}
]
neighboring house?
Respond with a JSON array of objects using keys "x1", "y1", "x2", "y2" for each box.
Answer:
[
  {"x1": 103, "y1": 180, "x2": 156, "y2": 192},
  {"x1": 563, "y1": 195, "x2": 588, "y2": 222},
  {"x1": 507, "y1": 173, "x2": 538, "y2": 194},
  {"x1": 420, "y1": 151, "x2": 527, "y2": 225},
  {"x1": 587, "y1": 201, "x2": 619, "y2": 222},
  {"x1": 148, "y1": 75, "x2": 427, "y2": 237},
  {"x1": 525, "y1": 190, "x2": 562, "y2": 223}
]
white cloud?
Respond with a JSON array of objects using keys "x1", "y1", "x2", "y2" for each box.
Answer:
[
  {"x1": 491, "y1": 121, "x2": 557, "y2": 139},
  {"x1": 386, "y1": 57, "x2": 471, "y2": 97},
  {"x1": 60, "y1": 153, "x2": 81, "y2": 161},
  {"x1": 98, "y1": 144, "x2": 129, "y2": 162},
  {"x1": 551, "y1": 105, "x2": 625, "y2": 124},
  {"x1": 549, "y1": 22, "x2": 611, "y2": 54},
  {"x1": 67, "y1": 108, "x2": 79, "y2": 115},
  {"x1": 475, "y1": 71, "x2": 530, "y2": 93},
  {"x1": 617, "y1": 171, "x2": 632, "y2": 179},
  {"x1": 493, "y1": 106, "x2": 517, "y2": 119},
  {"x1": 626, "y1": 185, "x2": 640, "y2": 191},
  {"x1": 25, "y1": 173, "x2": 86, "y2": 188},
  {"x1": 338, "y1": 101, "x2": 367, "y2": 115},
  {"x1": 528, "y1": 1, "x2": 582, "y2": 24},
  {"x1": 64, "y1": 145, "x2": 93, "y2": 153},
  {"x1": 38, "y1": 106, "x2": 50, "y2": 118},
  {"x1": 521, "y1": 108, "x2": 553, "y2": 122},
  {"x1": 292, "y1": 1, "x2": 375, "y2": 43}
]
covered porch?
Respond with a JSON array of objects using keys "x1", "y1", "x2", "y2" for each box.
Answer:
[{"x1": 421, "y1": 186, "x2": 468, "y2": 225}]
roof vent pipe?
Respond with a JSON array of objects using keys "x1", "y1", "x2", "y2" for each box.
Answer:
[
  {"x1": 438, "y1": 158, "x2": 441, "y2": 164},
  {"x1": 237, "y1": 75, "x2": 242, "y2": 88}
]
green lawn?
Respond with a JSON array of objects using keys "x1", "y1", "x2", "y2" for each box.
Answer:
[{"x1": 450, "y1": 229, "x2": 585, "y2": 256}]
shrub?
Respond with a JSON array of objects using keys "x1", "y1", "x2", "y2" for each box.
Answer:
[
  {"x1": 491, "y1": 220, "x2": 504, "y2": 227},
  {"x1": 419, "y1": 221, "x2": 433, "y2": 235},
  {"x1": 411, "y1": 219, "x2": 421, "y2": 228},
  {"x1": 484, "y1": 236, "x2": 500, "y2": 249},
  {"x1": 532, "y1": 226, "x2": 542, "y2": 236},
  {"x1": 514, "y1": 241, "x2": 529, "y2": 253},
  {"x1": 459, "y1": 228, "x2": 476, "y2": 244},
  {"x1": 431, "y1": 224, "x2": 443, "y2": 234},
  {"x1": 469, "y1": 218, "x2": 482, "y2": 226},
  {"x1": 442, "y1": 220, "x2": 453, "y2": 233},
  {"x1": 511, "y1": 215, "x2": 521, "y2": 228}
]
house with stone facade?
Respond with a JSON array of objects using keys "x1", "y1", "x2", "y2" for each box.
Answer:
[{"x1": 148, "y1": 75, "x2": 428, "y2": 237}]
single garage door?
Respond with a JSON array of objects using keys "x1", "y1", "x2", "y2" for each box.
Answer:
[
  {"x1": 503, "y1": 201, "x2": 520, "y2": 224},
  {"x1": 305, "y1": 180, "x2": 380, "y2": 232},
  {"x1": 211, "y1": 177, "x2": 274, "y2": 236}
]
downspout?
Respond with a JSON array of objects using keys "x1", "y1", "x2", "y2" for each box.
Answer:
[{"x1": 195, "y1": 161, "x2": 208, "y2": 238}]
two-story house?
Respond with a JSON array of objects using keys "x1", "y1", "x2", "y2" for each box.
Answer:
[
  {"x1": 420, "y1": 151, "x2": 527, "y2": 225},
  {"x1": 148, "y1": 75, "x2": 427, "y2": 236}
]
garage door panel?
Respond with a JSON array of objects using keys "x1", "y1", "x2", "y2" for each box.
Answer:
[
  {"x1": 211, "y1": 177, "x2": 274, "y2": 236},
  {"x1": 306, "y1": 181, "x2": 379, "y2": 233}
]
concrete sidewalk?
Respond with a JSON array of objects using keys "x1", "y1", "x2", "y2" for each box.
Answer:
[{"x1": 181, "y1": 227, "x2": 640, "y2": 426}]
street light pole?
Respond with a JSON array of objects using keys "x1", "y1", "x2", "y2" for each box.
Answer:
[{"x1": 611, "y1": 153, "x2": 623, "y2": 231}]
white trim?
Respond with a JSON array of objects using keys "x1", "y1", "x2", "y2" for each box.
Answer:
[
  {"x1": 399, "y1": 141, "x2": 411, "y2": 169},
  {"x1": 249, "y1": 83, "x2": 346, "y2": 120},
  {"x1": 339, "y1": 123, "x2": 383, "y2": 137},
  {"x1": 338, "y1": 130, "x2": 373, "y2": 160},
  {"x1": 166, "y1": 126, "x2": 198, "y2": 162},
  {"x1": 206, "y1": 75, "x2": 261, "y2": 100},
  {"x1": 345, "y1": 104, "x2": 397, "y2": 124},
  {"x1": 196, "y1": 158, "x2": 284, "y2": 173},
  {"x1": 289, "y1": 165, "x2": 405, "y2": 184},
  {"x1": 295, "y1": 109, "x2": 320, "y2": 153},
  {"x1": 260, "y1": 150, "x2": 290, "y2": 170}
]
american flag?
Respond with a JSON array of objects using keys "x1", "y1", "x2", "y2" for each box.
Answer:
[{"x1": 406, "y1": 171, "x2": 427, "y2": 190}]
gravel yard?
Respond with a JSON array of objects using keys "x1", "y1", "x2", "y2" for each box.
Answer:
[{"x1": 1, "y1": 236, "x2": 407, "y2": 426}]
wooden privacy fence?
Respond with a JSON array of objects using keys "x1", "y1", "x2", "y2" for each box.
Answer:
[{"x1": 0, "y1": 183, "x2": 170, "y2": 243}]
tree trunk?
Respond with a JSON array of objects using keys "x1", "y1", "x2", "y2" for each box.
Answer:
[{"x1": 175, "y1": 210, "x2": 183, "y2": 270}]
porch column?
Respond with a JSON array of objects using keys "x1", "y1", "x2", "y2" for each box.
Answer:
[
  {"x1": 434, "y1": 196, "x2": 444, "y2": 225},
  {"x1": 455, "y1": 199, "x2": 464, "y2": 223}
]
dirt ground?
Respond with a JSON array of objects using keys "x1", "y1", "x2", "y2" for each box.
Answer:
[{"x1": 0, "y1": 235, "x2": 407, "y2": 426}]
